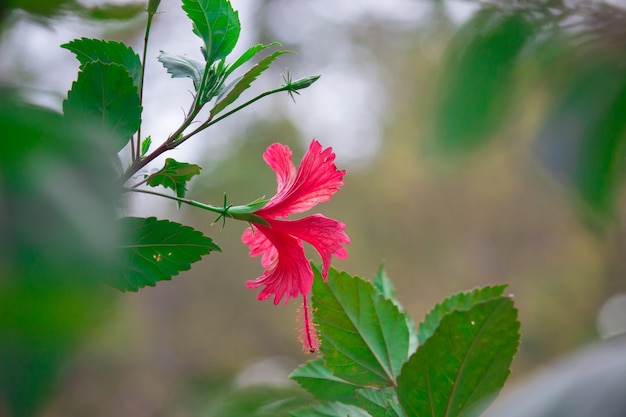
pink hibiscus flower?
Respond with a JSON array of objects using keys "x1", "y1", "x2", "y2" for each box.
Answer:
[{"x1": 242, "y1": 139, "x2": 350, "y2": 353}]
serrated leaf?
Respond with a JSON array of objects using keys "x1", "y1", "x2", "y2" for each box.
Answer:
[
  {"x1": 385, "y1": 405, "x2": 407, "y2": 417},
  {"x1": 418, "y1": 285, "x2": 507, "y2": 346},
  {"x1": 215, "y1": 74, "x2": 242, "y2": 103},
  {"x1": 225, "y1": 42, "x2": 280, "y2": 77},
  {"x1": 290, "y1": 402, "x2": 372, "y2": 417},
  {"x1": 63, "y1": 61, "x2": 141, "y2": 153},
  {"x1": 357, "y1": 388, "x2": 406, "y2": 417},
  {"x1": 397, "y1": 297, "x2": 520, "y2": 417},
  {"x1": 372, "y1": 264, "x2": 395, "y2": 300},
  {"x1": 61, "y1": 37, "x2": 142, "y2": 90},
  {"x1": 182, "y1": 0, "x2": 240, "y2": 64},
  {"x1": 158, "y1": 51, "x2": 205, "y2": 91},
  {"x1": 211, "y1": 50, "x2": 290, "y2": 116},
  {"x1": 312, "y1": 266, "x2": 410, "y2": 387},
  {"x1": 290, "y1": 358, "x2": 360, "y2": 405},
  {"x1": 372, "y1": 265, "x2": 418, "y2": 355},
  {"x1": 146, "y1": 158, "x2": 201, "y2": 206},
  {"x1": 114, "y1": 217, "x2": 220, "y2": 291}
]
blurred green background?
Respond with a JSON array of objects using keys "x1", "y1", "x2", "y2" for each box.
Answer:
[{"x1": 1, "y1": 0, "x2": 625, "y2": 415}]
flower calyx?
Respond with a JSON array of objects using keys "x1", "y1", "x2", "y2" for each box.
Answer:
[
  {"x1": 212, "y1": 195, "x2": 269, "y2": 227},
  {"x1": 282, "y1": 72, "x2": 320, "y2": 102}
]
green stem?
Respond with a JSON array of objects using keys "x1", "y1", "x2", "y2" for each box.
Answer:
[
  {"x1": 120, "y1": 100, "x2": 200, "y2": 183},
  {"x1": 122, "y1": 85, "x2": 292, "y2": 182},
  {"x1": 124, "y1": 187, "x2": 270, "y2": 226},
  {"x1": 179, "y1": 86, "x2": 290, "y2": 142},
  {"x1": 124, "y1": 187, "x2": 227, "y2": 215},
  {"x1": 136, "y1": 9, "x2": 156, "y2": 161}
]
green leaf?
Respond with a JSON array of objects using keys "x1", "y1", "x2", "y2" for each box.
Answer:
[
  {"x1": 200, "y1": 60, "x2": 228, "y2": 104},
  {"x1": 63, "y1": 61, "x2": 141, "y2": 153},
  {"x1": 211, "y1": 50, "x2": 290, "y2": 116},
  {"x1": 372, "y1": 265, "x2": 418, "y2": 355},
  {"x1": 397, "y1": 297, "x2": 520, "y2": 417},
  {"x1": 372, "y1": 264, "x2": 396, "y2": 300},
  {"x1": 225, "y1": 42, "x2": 280, "y2": 77},
  {"x1": 289, "y1": 358, "x2": 360, "y2": 405},
  {"x1": 291, "y1": 402, "x2": 371, "y2": 417},
  {"x1": 146, "y1": 158, "x2": 202, "y2": 206},
  {"x1": 140, "y1": 136, "x2": 152, "y2": 157},
  {"x1": 61, "y1": 37, "x2": 142, "y2": 90},
  {"x1": 312, "y1": 266, "x2": 410, "y2": 387},
  {"x1": 432, "y1": 7, "x2": 534, "y2": 154},
  {"x1": 158, "y1": 51, "x2": 205, "y2": 91},
  {"x1": 182, "y1": 0, "x2": 240, "y2": 64},
  {"x1": 418, "y1": 285, "x2": 507, "y2": 345},
  {"x1": 357, "y1": 388, "x2": 406, "y2": 417},
  {"x1": 114, "y1": 217, "x2": 220, "y2": 291}
]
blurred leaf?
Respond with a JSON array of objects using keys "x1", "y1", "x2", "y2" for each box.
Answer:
[
  {"x1": 63, "y1": 61, "x2": 141, "y2": 153},
  {"x1": 203, "y1": 385, "x2": 313, "y2": 417},
  {"x1": 5, "y1": 0, "x2": 75, "y2": 17},
  {"x1": 535, "y1": 60, "x2": 626, "y2": 225},
  {"x1": 0, "y1": 94, "x2": 119, "y2": 417},
  {"x1": 311, "y1": 266, "x2": 410, "y2": 387},
  {"x1": 0, "y1": 93, "x2": 120, "y2": 274},
  {"x1": 62, "y1": 37, "x2": 142, "y2": 90},
  {"x1": 84, "y1": 2, "x2": 144, "y2": 20},
  {"x1": 290, "y1": 358, "x2": 360, "y2": 405},
  {"x1": 357, "y1": 387, "x2": 406, "y2": 417},
  {"x1": 397, "y1": 297, "x2": 520, "y2": 417},
  {"x1": 5, "y1": 0, "x2": 143, "y2": 20},
  {"x1": 225, "y1": 42, "x2": 280, "y2": 77},
  {"x1": 146, "y1": 158, "x2": 202, "y2": 206},
  {"x1": 372, "y1": 265, "x2": 418, "y2": 355},
  {"x1": 291, "y1": 402, "x2": 371, "y2": 417},
  {"x1": 433, "y1": 6, "x2": 534, "y2": 153},
  {"x1": 211, "y1": 50, "x2": 290, "y2": 116},
  {"x1": 114, "y1": 217, "x2": 220, "y2": 291},
  {"x1": 158, "y1": 51, "x2": 205, "y2": 91},
  {"x1": 182, "y1": 0, "x2": 240, "y2": 64},
  {"x1": 417, "y1": 285, "x2": 507, "y2": 345}
]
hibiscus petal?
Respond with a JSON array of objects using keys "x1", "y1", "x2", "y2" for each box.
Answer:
[
  {"x1": 270, "y1": 214, "x2": 349, "y2": 279},
  {"x1": 242, "y1": 225, "x2": 276, "y2": 268},
  {"x1": 262, "y1": 143, "x2": 297, "y2": 197},
  {"x1": 260, "y1": 139, "x2": 345, "y2": 218},
  {"x1": 244, "y1": 225, "x2": 314, "y2": 305}
]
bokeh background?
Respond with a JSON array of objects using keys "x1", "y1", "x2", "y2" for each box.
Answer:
[{"x1": 1, "y1": 0, "x2": 626, "y2": 415}]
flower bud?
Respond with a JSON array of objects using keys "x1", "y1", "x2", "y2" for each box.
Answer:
[{"x1": 288, "y1": 75, "x2": 320, "y2": 91}]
